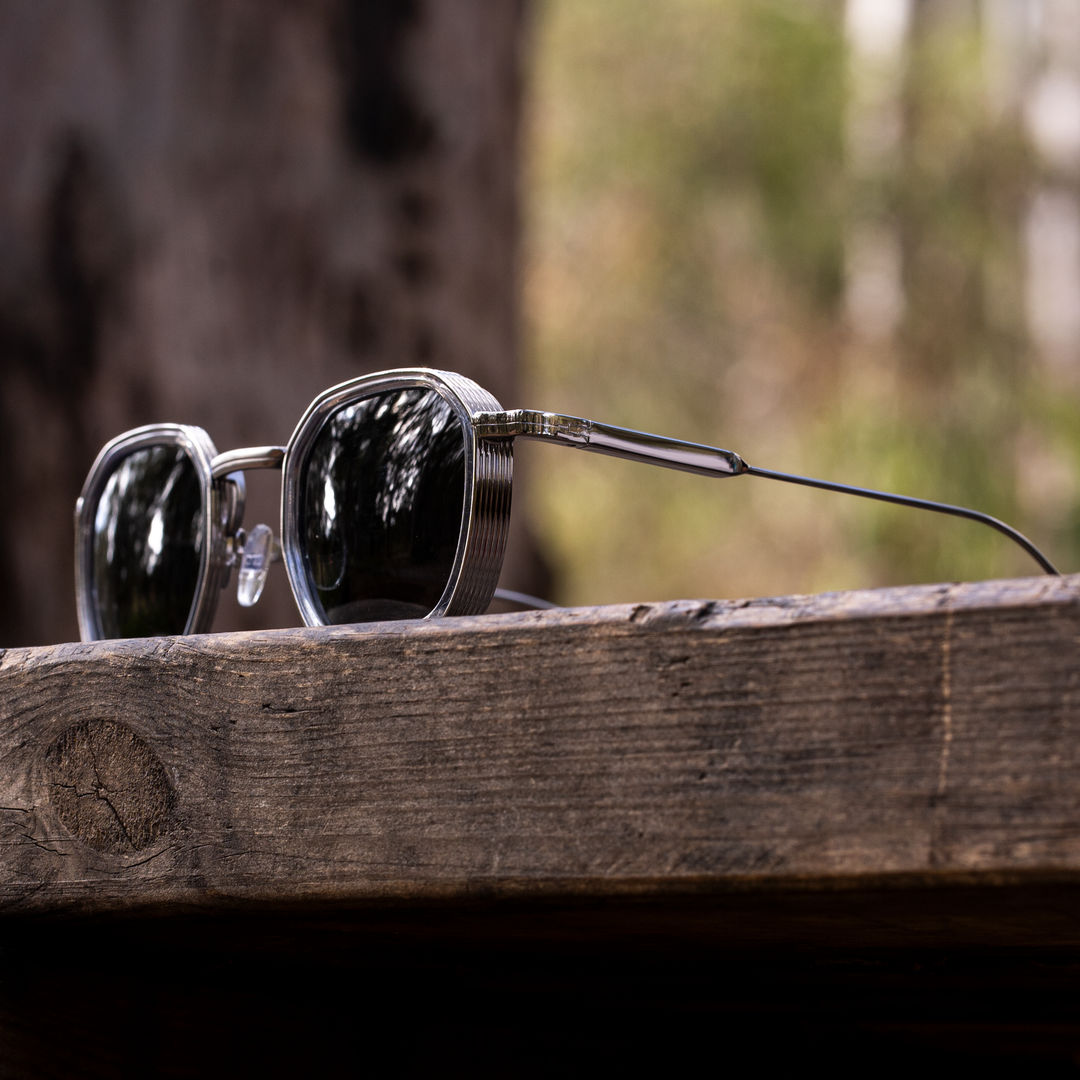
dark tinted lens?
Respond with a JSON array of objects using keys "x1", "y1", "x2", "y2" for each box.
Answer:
[
  {"x1": 301, "y1": 387, "x2": 466, "y2": 623},
  {"x1": 92, "y1": 445, "x2": 204, "y2": 638}
]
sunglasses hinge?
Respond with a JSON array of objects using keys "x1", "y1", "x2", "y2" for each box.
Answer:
[{"x1": 474, "y1": 410, "x2": 590, "y2": 445}]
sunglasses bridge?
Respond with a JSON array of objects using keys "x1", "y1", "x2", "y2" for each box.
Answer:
[
  {"x1": 210, "y1": 446, "x2": 287, "y2": 608},
  {"x1": 211, "y1": 446, "x2": 286, "y2": 481}
]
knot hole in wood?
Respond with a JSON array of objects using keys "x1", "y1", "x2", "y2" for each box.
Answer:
[{"x1": 43, "y1": 719, "x2": 177, "y2": 855}]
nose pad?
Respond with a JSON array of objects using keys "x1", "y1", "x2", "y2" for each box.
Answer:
[{"x1": 237, "y1": 523, "x2": 276, "y2": 607}]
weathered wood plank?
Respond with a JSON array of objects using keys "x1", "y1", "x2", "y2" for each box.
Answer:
[{"x1": 0, "y1": 574, "x2": 1078, "y2": 923}]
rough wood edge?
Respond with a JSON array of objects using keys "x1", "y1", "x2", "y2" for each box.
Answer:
[{"x1": 3, "y1": 572, "x2": 1076, "y2": 667}]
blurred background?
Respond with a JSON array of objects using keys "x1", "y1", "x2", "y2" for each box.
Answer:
[
  {"x1": 525, "y1": 0, "x2": 1080, "y2": 606},
  {"x1": 1, "y1": 0, "x2": 1078, "y2": 645}
]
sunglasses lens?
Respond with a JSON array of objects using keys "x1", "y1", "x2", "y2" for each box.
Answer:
[
  {"x1": 92, "y1": 445, "x2": 204, "y2": 638},
  {"x1": 301, "y1": 387, "x2": 466, "y2": 622}
]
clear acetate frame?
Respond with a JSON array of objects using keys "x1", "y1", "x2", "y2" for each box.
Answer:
[{"x1": 76, "y1": 366, "x2": 1059, "y2": 642}]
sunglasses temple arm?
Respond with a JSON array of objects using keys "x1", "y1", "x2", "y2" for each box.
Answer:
[
  {"x1": 474, "y1": 411, "x2": 1059, "y2": 576},
  {"x1": 744, "y1": 465, "x2": 1059, "y2": 576},
  {"x1": 475, "y1": 411, "x2": 745, "y2": 475}
]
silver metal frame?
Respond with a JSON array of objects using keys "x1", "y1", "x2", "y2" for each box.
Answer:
[
  {"x1": 76, "y1": 366, "x2": 1060, "y2": 642},
  {"x1": 75, "y1": 369, "x2": 517, "y2": 641},
  {"x1": 74, "y1": 424, "x2": 230, "y2": 640},
  {"x1": 473, "y1": 409, "x2": 747, "y2": 476}
]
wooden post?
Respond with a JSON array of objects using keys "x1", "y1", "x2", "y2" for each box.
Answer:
[{"x1": 2, "y1": 576, "x2": 1080, "y2": 1071}]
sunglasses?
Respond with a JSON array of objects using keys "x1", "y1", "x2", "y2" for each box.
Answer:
[{"x1": 74, "y1": 367, "x2": 1058, "y2": 642}]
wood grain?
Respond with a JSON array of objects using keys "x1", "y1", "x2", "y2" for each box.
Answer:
[{"x1": 1, "y1": 574, "x2": 1078, "y2": 930}]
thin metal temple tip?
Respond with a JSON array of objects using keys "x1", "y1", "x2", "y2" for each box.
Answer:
[
  {"x1": 492, "y1": 588, "x2": 560, "y2": 610},
  {"x1": 743, "y1": 464, "x2": 1061, "y2": 577}
]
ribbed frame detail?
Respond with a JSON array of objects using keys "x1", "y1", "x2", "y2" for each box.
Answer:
[
  {"x1": 444, "y1": 436, "x2": 513, "y2": 616},
  {"x1": 433, "y1": 371, "x2": 513, "y2": 617},
  {"x1": 281, "y1": 368, "x2": 515, "y2": 625}
]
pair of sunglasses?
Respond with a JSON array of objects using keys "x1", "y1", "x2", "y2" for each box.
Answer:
[{"x1": 75, "y1": 367, "x2": 1058, "y2": 642}]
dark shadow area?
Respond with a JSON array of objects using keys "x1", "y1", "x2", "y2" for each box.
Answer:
[
  {"x1": 3, "y1": 932, "x2": 1080, "y2": 1077},
  {"x1": 6, "y1": 886, "x2": 1080, "y2": 1076}
]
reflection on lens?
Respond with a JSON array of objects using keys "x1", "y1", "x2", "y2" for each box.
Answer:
[
  {"x1": 92, "y1": 446, "x2": 203, "y2": 638},
  {"x1": 301, "y1": 388, "x2": 466, "y2": 623}
]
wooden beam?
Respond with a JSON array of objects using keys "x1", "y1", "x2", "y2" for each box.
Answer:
[{"x1": 1, "y1": 574, "x2": 1079, "y2": 938}]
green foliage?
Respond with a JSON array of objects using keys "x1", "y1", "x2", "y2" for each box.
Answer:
[{"x1": 525, "y1": 0, "x2": 1080, "y2": 605}]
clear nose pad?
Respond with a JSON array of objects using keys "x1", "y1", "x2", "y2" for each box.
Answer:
[{"x1": 237, "y1": 523, "x2": 276, "y2": 607}]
